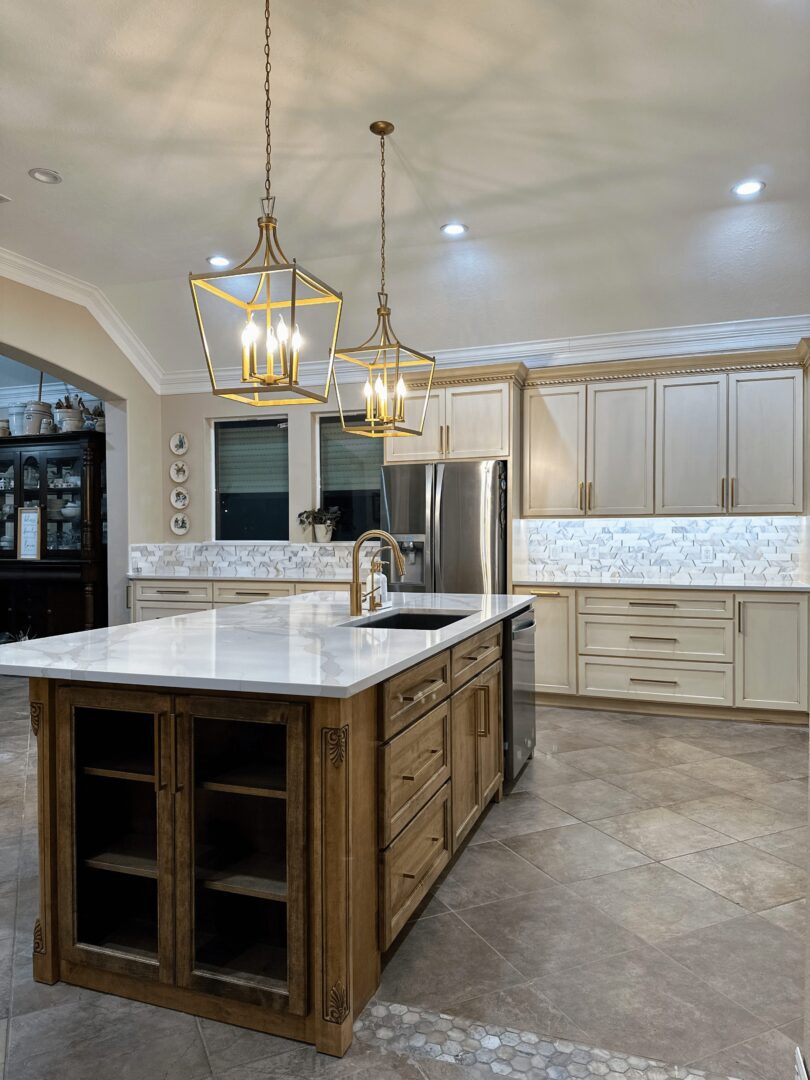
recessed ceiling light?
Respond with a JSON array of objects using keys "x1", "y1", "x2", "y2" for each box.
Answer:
[
  {"x1": 28, "y1": 168, "x2": 62, "y2": 184},
  {"x1": 732, "y1": 179, "x2": 765, "y2": 198},
  {"x1": 441, "y1": 222, "x2": 468, "y2": 237},
  {"x1": 207, "y1": 255, "x2": 231, "y2": 267}
]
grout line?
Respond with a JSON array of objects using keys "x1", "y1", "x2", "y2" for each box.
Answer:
[{"x1": 193, "y1": 1016, "x2": 215, "y2": 1078}]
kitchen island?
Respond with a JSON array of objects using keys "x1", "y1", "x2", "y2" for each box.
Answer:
[{"x1": 0, "y1": 590, "x2": 530, "y2": 1056}]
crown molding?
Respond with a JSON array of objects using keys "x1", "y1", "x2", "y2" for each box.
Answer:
[
  {"x1": 0, "y1": 381, "x2": 101, "y2": 409},
  {"x1": 0, "y1": 247, "x2": 164, "y2": 394}
]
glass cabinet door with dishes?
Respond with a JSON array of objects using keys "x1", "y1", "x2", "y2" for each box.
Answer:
[
  {"x1": 0, "y1": 451, "x2": 18, "y2": 555},
  {"x1": 44, "y1": 445, "x2": 85, "y2": 557}
]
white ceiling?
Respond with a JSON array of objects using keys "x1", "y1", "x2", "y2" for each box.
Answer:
[{"x1": 2, "y1": 0, "x2": 810, "y2": 379}]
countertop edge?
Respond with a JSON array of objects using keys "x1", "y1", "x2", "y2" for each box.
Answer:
[{"x1": 512, "y1": 578, "x2": 810, "y2": 592}]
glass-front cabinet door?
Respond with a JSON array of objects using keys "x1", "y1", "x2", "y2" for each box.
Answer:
[
  {"x1": 0, "y1": 452, "x2": 17, "y2": 557},
  {"x1": 44, "y1": 446, "x2": 85, "y2": 558}
]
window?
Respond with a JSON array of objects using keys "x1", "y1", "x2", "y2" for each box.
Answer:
[
  {"x1": 215, "y1": 419, "x2": 289, "y2": 540},
  {"x1": 319, "y1": 415, "x2": 383, "y2": 540}
]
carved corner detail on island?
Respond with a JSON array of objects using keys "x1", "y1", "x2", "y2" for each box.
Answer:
[
  {"x1": 33, "y1": 918, "x2": 46, "y2": 956},
  {"x1": 325, "y1": 979, "x2": 349, "y2": 1024},
  {"x1": 325, "y1": 725, "x2": 349, "y2": 768},
  {"x1": 30, "y1": 701, "x2": 43, "y2": 737}
]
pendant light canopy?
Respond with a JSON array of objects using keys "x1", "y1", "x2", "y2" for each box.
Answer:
[
  {"x1": 189, "y1": 0, "x2": 343, "y2": 406},
  {"x1": 333, "y1": 122, "x2": 435, "y2": 438}
]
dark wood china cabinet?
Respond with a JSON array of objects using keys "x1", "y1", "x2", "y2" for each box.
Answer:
[{"x1": 0, "y1": 431, "x2": 107, "y2": 638}]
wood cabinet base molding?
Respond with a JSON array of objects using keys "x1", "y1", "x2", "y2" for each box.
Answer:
[{"x1": 534, "y1": 690, "x2": 808, "y2": 726}]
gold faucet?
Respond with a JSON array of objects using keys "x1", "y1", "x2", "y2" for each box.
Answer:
[{"x1": 350, "y1": 530, "x2": 406, "y2": 616}]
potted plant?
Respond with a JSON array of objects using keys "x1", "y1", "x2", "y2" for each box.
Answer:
[{"x1": 298, "y1": 506, "x2": 341, "y2": 542}]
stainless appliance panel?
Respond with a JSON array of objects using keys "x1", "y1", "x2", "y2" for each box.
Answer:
[
  {"x1": 504, "y1": 607, "x2": 536, "y2": 781},
  {"x1": 380, "y1": 464, "x2": 434, "y2": 592},
  {"x1": 434, "y1": 460, "x2": 506, "y2": 594}
]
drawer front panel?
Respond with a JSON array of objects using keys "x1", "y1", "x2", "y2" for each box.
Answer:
[
  {"x1": 133, "y1": 601, "x2": 211, "y2": 622},
  {"x1": 578, "y1": 589, "x2": 733, "y2": 620},
  {"x1": 579, "y1": 656, "x2": 733, "y2": 705},
  {"x1": 578, "y1": 615, "x2": 734, "y2": 663},
  {"x1": 381, "y1": 783, "x2": 451, "y2": 950},
  {"x1": 212, "y1": 582, "x2": 294, "y2": 604},
  {"x1": 133, "y1": 580, "x2": 213, "y2": 603},
  {"x1": 382, "y1": 650, "x2": 452, "y2": 741},
  {"x1": 380, "y1": 700, "x2": 451, "y2": 847},
  {"x1": 451, "y1": 625, "x2": 502, "y2": 691}
]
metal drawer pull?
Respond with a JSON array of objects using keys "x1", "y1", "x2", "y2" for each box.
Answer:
[
  {"x1": 629, "y1": 677, "x2": 679, "y2": 685},
  {"x1": 462, "y1": 644, "x2": 493, "y2": 662},
  {"x1": 402, "y1": 748, "x2": 441, "y2": 781},
  {"x1": 587, "y1": 481, "x2": 593, "y2": 510},
  {"x1": 234, "y1": 590, "x2": 274, "y2": 596},
  {"x1": 532, "y1": 590, "x2": 561, "y2": 597},
  {"x1": 628, "y1": 635, "x2": 679, "y2": 643},
  {"x1": 155, "y1": 588, "x2": 192, "y2": 595},
  {"x1": 399, "y1": 677, "x2": 444, "y2": 704},
  {"x1": 578, "y1": 481, "x2": 584, "y2": 511},
  {"x1": 628, "y1": 601, "x2": 678, "y2": 607},
  {"x1": 402, "y1": 836, "x2": 441, "y2": 878}
]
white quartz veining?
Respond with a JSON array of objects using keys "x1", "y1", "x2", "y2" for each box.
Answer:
[
  {"x1": 0, "y1": 592, "x2": 530, "y2": 698},
  {"x1": 129, "y1": 542, "x2": 373, "y2": 581},
  {"x1": 512, "y1": 515, "x2": 810, "y2": 590}
]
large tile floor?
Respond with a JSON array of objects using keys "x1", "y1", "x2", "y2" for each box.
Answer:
[{"x1": 0, "y1": 674, "x2": 805, "y2": 1079}]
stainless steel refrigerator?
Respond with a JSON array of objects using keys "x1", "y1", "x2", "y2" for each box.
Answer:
[{"x1": 380, "y1": 461, "x2": 507, "y2": 593}]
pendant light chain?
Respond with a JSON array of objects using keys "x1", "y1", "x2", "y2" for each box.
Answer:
[
  {"x1": 379, "y1": 132, "x2": 386, "y2": 295},
  {"x1": 264, "y1": 0, "x2": 272, "y2": 200}
]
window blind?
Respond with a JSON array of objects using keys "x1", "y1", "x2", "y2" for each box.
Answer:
[
  {"x1": 320, "y1": 416, "x2": 383, "y2": 492},
  {"x1": 216, "y1": 421, "x2": 289, "y2": 494}
]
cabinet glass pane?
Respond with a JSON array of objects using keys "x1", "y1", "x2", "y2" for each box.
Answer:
[
  {"x1": 0, "y1": 454, "x2": 15, "y2": 553},
  {"x1": 21, "y1": 454, "x2": 40, "y2": 492},
  {"x1": 45, "y1": 451, "x2": 83, "y2": 553}
]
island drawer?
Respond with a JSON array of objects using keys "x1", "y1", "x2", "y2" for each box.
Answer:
[
  {"x1": 380, "y1": 699, "x2": 451, "y2": 847},
  {"x1": 133, "y1": 580, "x2": 213, "y2": 603},
  {"x1": 577, "y1": 615, "x2": 734, "y2": 663},
  {"x1": 133, "y1": 600, "x2": 211, "y2": 622},
  {"x1": 382, "y1": 650, "x2": 452, "y2": 740},
  {"x1": 213, "y1": 582, "x2": 294, "y2": 604},
  {"x1": 578, "y1": 655, "x2": 733, "y2": 705},
  {"x1": 578, "y1": 589, "x2": 733, "y2": 620},
  {"x1": 451, "y1": 624, "x2": 502, "y2": 690},
  {"x1": 380, "y1": 782, "x2": 451, "y2": 950}
]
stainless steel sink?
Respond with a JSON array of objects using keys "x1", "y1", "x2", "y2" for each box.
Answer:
[{"x1": 343, "y1": 609, "x2": 474, "y2": 631}]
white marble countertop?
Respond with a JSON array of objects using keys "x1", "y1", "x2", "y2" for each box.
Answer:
[
  {"x1": 129, "y1": 570, "x2": 355, "y2": 582},
  {"x1": 0, "y1": 592, "x2": 531, "y2": 699},
  {"x1": 512, "y1": 571, "x2": 810, "y2": 591}
]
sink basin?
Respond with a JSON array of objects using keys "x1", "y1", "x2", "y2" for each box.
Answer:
[{"x1": 343, "y1": 609, "x2": 473, "y2": 631}]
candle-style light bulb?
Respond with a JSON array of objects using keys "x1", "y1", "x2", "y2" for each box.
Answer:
[
  {"x1": 363, "y1": 377, "x2": 374, "y2": 421},
  {"x1": 277, "y1": 315, "x2": 289, "y2": 343},
  {"x1": 266, "y1": 324, "x2": 278, "y2": 379},
  {"x1": 291, "y1": 324, "x2": 302, "y2": 352},
  {"x1": 374, "y1": 374, "x2": 386, "y2": 420},
  {"x1": 395, "y1": 376, "x2": 406, "y2": 421},
  {"x1": 241, "y1": 316, "x2": 261, "y2": 380}
]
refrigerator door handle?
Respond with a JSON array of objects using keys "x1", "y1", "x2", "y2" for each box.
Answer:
[{"x1": 433, "y1": 462, "x2": 444, "y2": 592}]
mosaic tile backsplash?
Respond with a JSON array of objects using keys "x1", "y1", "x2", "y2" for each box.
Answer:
[
  {"x1": 512, "y1": 515, "x2": 810, "y2": 587},
  {"x1": 129, "y1": 542, "x2": 373, "y2": 580}
]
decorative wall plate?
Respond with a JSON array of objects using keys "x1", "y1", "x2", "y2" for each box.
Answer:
[
  {"x1": 170, "y1": 512, "x2": 190, "y2": 535},
  {"x1": 169, "y1": 460, "x2": 189, "y2": 483},
  {"x1": 169, "y1": 431, "x2": 189, "y2": 456},
  {"x1": 169, "y1": 486, "x2": 189, "y2": 510}
]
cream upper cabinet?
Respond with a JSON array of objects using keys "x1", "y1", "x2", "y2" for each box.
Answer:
[
  {"x1": 384, "y1": 382, "x2": 511, "y2": 463},
  {"x1": 384, "y1": 390, "x2": 444, "y2": 463},
  {"x1": 735, "y1": 593, "x2": 808, "y2": 711},
  {"x1": 513, "y1": 587, "x2": 576, "y2": 694},
  {"x1": 586, "y1": 379, "x2": 654, "y2": 515},
  {"x1": 728, "y1": 370, "x2": 803, "y2": 513},
  {"x1": 522, "y1": 385, "x2": 585, "y2": 516},
  {"x1": 444, "y1": 384, "x2": 511, "y2": 460},
  {"x1": 655, "y1": 374, "x2": 727, "y2": 514}
]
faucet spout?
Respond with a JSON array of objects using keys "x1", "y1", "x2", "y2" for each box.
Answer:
[{"x1": 350, "y1": 530, "x2": 406, "y2": 616}]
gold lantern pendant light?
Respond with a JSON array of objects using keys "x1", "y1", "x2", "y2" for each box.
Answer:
[
  {"x1": 333, "y1": 122, "x2": 435, "y2": 437},
  {"x1": 188, "y1": 0, "x2": 343, "y2": 406}
]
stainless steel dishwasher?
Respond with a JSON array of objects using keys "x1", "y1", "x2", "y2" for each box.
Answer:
[{"x1": 503, "y1": 606, "x2": 536, "y2": 782}]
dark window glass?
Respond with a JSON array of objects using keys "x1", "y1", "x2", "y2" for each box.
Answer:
[
  {"x1": 215, "y1": 419, "x2": 289, "y2": 540},
  {"x1": 319, "y1": 415, "x2": 382, "y2": 540}
]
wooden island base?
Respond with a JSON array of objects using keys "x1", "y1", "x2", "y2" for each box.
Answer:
[{"x1": 27, "y1": 620, "x2": 506, "y2": 1056}]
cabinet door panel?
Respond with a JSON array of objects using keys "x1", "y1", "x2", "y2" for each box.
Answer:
[
  {"x1": 445, "y1": 384, "x2": 511, "y2": 460},
  {"x1": 514, "y1": 588, "x2": 576, "y2": 693},
  {"x1": 655, "y1": 375, "x2": 727, "y2": 514},
  {"x1": 735, "y1": 594, "x2": 808, "y2": 711},
  {"x1": 450, "y1": 681, "x2": 481, "y2": 848},
  {"x1": 586, "y1": 380, "x2": 654, "y2": 515},
  {"x1": 384, "y1": 391, "x2": 444, "y2": 462},
  {"x1": 477, "y1": 662, "x2": 503, "y2": 806},
  {"x1": 728, "y1": 371, "x2": 803, "y2": 513},
  {"x1": 55, "y1": 686, "x2": 175, "y2": 983},
  {"x1": 523, "y1": 386, "x2": 585, "y2": 516}
]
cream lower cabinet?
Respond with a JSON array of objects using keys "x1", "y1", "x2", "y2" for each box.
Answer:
[
  {"x1": 513, "y1": 587, "x2": 576, "y2": 693},
  {"x1": 132, "y1": 579, "x2": 349, "y2": 621},
  {"x1": 735, "y1": 593, "x2": 808, "y2": 711},
  {"x1": 384, "y1": 382, "x2": 512, "y2": 463}
]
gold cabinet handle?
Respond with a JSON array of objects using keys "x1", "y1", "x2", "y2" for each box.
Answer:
[
  {"x1": 578, "y1": 481, "x2": 584, "y2": 512},
  {"x1": 475, "y1": 685, "x2": 490, "y2": 737},
  {"x1": 532, "y1": 590, "x2": 561, "y2": 597},
  {"x1": 402, "y1": 836, "x2": 441, "y2": 878},
  {"x1": 401, "y1": 748, "x2": 441, "y2": 782},
  {"x1": 629, "y1": 677, "x2": 679, "y2": 685},
  {"x1": 587, "y1": 481, "x2": 593, "y2": 510},
  {"x1": 737, "y1": 600, "x2": 743, "y2": 634},
  {"x1": 628, "y1": 600, "x2": 678, "y2": 608},
  {"x1": 461, "y1": 644, "x2": 493, "y2": 662},
  {"x1": 720, "y1": 477, "x2": 725, "y2": 509},
  {"x1": 730, "y1": 477, "x2": 736, "y2": 509},
  {"x1": 628, "y1": 635, "x2": 679, "y2": 643},
  {"x1": 155, "y1": 588, "x2": 192, "y2": 595},
  {"x1": 446, "y1": 423, "x2": 450, "y2": 453},
  {"x1": 399, "y1": 677, "x2": 444, "y2": 704}
]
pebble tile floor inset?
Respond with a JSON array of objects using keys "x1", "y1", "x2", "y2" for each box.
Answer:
[{"x1": 0, "y1": 673, "x2": 803, "y2": 1079}]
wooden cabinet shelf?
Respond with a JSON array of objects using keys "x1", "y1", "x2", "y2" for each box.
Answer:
[
  {"x1": 84, "y1": 835, "x2": 158, "y2": 879},
  {"x1": 82, "y1": 758, "x2": 154, "y2": 783},
  {"x1": 197, "y1": 853, "x2": 287, "y2": 901},
  {"x1": 199, "y1": 765, "x2": 286, "y2": 798}
]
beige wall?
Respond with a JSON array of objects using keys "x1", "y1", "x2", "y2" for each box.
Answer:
[{"x1": 160, "y1": 382, "x2": 368, "y2": 543}]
